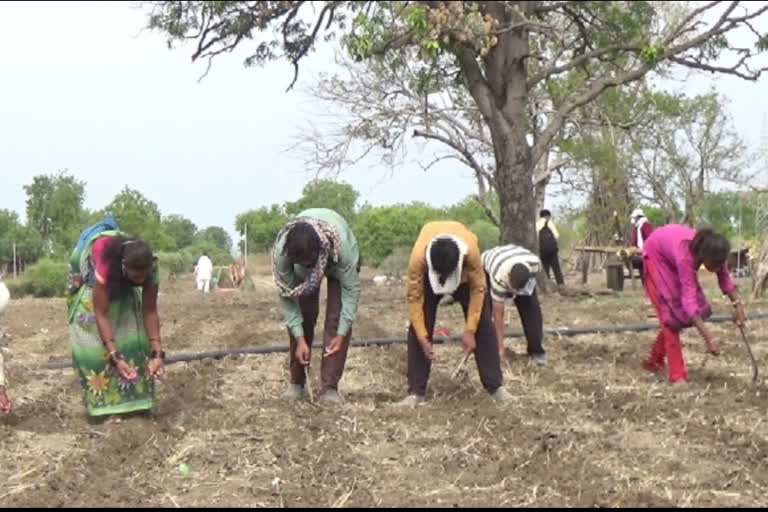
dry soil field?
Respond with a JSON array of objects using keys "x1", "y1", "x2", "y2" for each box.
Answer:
[{"x1": 2, "y1": 261, "x2": 768, "y2": 507}]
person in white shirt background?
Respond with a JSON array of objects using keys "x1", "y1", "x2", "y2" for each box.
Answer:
[
  {"x1": 0, "y1": 275, "x2": 12, "y2": 412},
  {"x1": 629, "y1": 208, "x2": 655, "y2": 283},
  {"x1": 482, "y1": 244, "x2": 547, "y2": 366},
  {"x1": 194, "y1": 252, "x2": 214, "y2": 293}
]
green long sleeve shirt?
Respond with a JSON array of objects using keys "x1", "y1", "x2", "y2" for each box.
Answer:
[{"x1": 272, "y1": 208, "x2": 361, "y2": 338}]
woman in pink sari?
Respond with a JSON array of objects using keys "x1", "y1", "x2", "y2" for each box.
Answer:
[{"x1": 642, "y1": 225, "x2": 746, "y2": 384}]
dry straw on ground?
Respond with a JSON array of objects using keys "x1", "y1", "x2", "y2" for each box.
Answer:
[{"x1": 2, "y1": 270, "x2": 768, "y2": 506}]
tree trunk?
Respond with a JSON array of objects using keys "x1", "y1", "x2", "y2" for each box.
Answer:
[
  {"x1": 457, "y1": 1, "x2": 546, "y2": 287},
  {"x1": 752, "y1": 237, "x2": 768, "y2": 299},
  {"x1": 494, "y1": 133, "x2": 537, "y2": 249},
  {"x1": 533, "y1": 147, "x2": 550, "y2": 214},
  {"x1": 534, "y1": 177, "x2": 548, "y2": 215},
  {"x1": 587, "y1": 164, "x2": 631, "y2": 246},
  {"x1": 493, "y1": 124, "x2": 554, "y2": 293},
  {"x1": 683, "y1": 200, "x2": 694, "y2": 225}
]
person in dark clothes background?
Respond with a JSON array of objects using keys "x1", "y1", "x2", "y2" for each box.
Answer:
[{"x1": 536, "y1": 209, "x2": 564, "y2": 286}]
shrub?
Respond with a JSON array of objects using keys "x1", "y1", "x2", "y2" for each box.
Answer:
[
  {"x1": 376, "y1": 246, "x2": 412, "y2": 277},
  {"x1": 154, "y1": 251, "x2": 188, "y2": 282},
  {"x1": 156, "y1": 252, "x2": 186, "y2": 274},
  {"x1": 213, "y1": 266, "x2": 234, "y2": 288},
  {"x1": 469, "y1": 219, "x2": 500, "y2": 252},
  {"x1": 353, "y1": 202, "x2": 445, "y2": 266},
  {"x1": 6, "y1": 258, "x2": 68, "y2": 298}
]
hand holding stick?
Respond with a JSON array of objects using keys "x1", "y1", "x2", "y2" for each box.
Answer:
[
  {"x1": 304, "y1": 365, "x2": 314, "y2": 403},
  {"x1": 451, "y1": 353, "x2": 470, "y2": 379},
  {"x1": 738, "y1": 325, "x2": 759, "y2": 384}
]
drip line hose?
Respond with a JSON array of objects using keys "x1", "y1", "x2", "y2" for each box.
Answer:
[{"x1": 13, "y1": 312, "x2": 768, "y2": 371}]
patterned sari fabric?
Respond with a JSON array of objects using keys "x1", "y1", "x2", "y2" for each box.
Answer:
[{"x1": 67, "y1": 231, "x2": 159, "y2": 417}]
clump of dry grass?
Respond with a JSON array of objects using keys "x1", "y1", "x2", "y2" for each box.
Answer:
[{"x1": 3, "y1": 270, "x2": 768, "y2": 507}]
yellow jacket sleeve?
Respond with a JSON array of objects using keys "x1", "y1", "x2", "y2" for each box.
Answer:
[{"x1": 407, "y1": 231, "x2": 429, "y2": 342}]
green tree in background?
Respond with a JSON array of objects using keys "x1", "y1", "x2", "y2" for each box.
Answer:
[
  {"x1": 181, "y1": 240, "x2": 231, "y2": 267},
  {"x1": 353, "y1": 202, "x2": 446, "y2": 265},
  {"x1": 196, "y1": 226, "x2": 233, "y2": 254},
  {"x1": 0, "y1": 209, "x2": 43, "y2": 265},
  {"x1": 469, "y1": 219, "x2": 501, "y2": 252},
  {"x1": 285, "y1": 179, "x2": 360, "y2": 222},
  {"x1": 692, "y1": 191, "x2": 768, "y2": 243},
  {"x1": 446, "y1": 194, "x2": 500, "y2": 229},
  {"x1": 235, "y1": 204, "x2": 289, "y2": 254},
  {"x1": 23, "y1": 170, "x2": 88, "y2": 254},
  {"x1": 641, "y1": 205, "x2": 678, "y2": 229},
  {"x1": 104, "y1": 187, "x2": 175, "y2": 251},
  {"x1": 162, "y1": 214, "x2": 198, "y2": 249}
]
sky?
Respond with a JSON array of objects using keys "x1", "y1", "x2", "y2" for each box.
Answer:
[{"x1": 1, "y1": 1, "x2": 767, "y2": 244}]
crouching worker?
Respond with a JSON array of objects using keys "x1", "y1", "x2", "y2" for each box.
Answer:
[
  {"x1": 0, "y1": 278, "x2": 10, "y2": 413},
  {"x1": 398, "y1": 221, "x2": 511, "y2": 407},
  {"x1": 272, "y1": 208, "x2": 361, "y2": 404},
  {"x1": 67, "y1": 225, "x2": 166, "y2": 423},
  {"x1": 482, "y1": 244, "x2": 547, "y2": 366},
  {"x1": 642, "y1": 225, "x2": 745, "y2": 384}
]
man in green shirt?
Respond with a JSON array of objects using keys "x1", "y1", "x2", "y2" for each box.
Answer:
[{"x1": 272, "y1": 208, "x2": 362, "y2": 404}]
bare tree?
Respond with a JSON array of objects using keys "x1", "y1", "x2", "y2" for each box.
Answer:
[
  {"x1": 290, "y1": 49, "x2": 501, "y2": 224},
  {"x1": 627, "y1": 90, "x2": 752, "y2": 221},
  {"x1": 290, "y1": 49, "x2": 570, "y2": 226}
]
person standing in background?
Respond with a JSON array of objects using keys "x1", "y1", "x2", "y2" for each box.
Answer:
[
  {"x1": 536, "y1": 209, "x2": 565, "y2": 286},
  {"x1": 0, "y1": 276, "x2": 11, "y2": 413},
  {"x1": 194, "y1": 252, "x2": 214, "y2": 293},
  {"x1": 630, "y1": 208, "x2": 655, "y2": 282}
]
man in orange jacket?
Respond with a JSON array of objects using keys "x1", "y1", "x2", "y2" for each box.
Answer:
[{"x1": 397, "y1": 221, "x2": 511, "y2": 407}]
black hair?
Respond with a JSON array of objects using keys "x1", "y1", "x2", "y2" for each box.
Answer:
[
  {"x1": 540, "y1": 209, "x2": 551, "y2": 218},
  {"x1": 283, "y1": 222, "x2": 321, "y2": 262},
  {"x1": 101, "y1": 236, "x2": 154, "y2": 287},
  {"x1": 430, "y1": 238, "x2": 460, "y2": 285},
  {"x1": 508, "y1": 263, "x2": 532, "y2": 290},
  {"x1": 689, "y1": 227, "x2": 730, "y2": 265}
]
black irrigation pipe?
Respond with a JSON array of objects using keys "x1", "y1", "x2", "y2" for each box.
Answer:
[{"x1": 15, "y1": 312, "x2": 768, "y2": 372}]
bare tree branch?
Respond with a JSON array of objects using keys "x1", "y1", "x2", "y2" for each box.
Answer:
[
  {"x1": 531, "y1": 1, "x2": 768, "y2": 169},
  {"x1": 287, "y1": 3, "x2": 335, "y2": 91},
  {"x1": 667, "y1": 54, "x2": 757, "y2": 81},
  {"x1": 413, "y1": 129, "x2": 485, "y2": 177},
  {"x1": 533, "y1": 1, "x2": 571, "y2": 15},
  {"x1": 528, "y1": 43, "x2": 644, "y2": 87},
  {"x1": 455, "y1": 47, "x2": 494, "y2": 120}
]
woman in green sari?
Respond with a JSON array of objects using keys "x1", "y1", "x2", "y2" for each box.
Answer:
[{"x1": 67, "y1": 230, "x2": 166, "y2": 422}]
